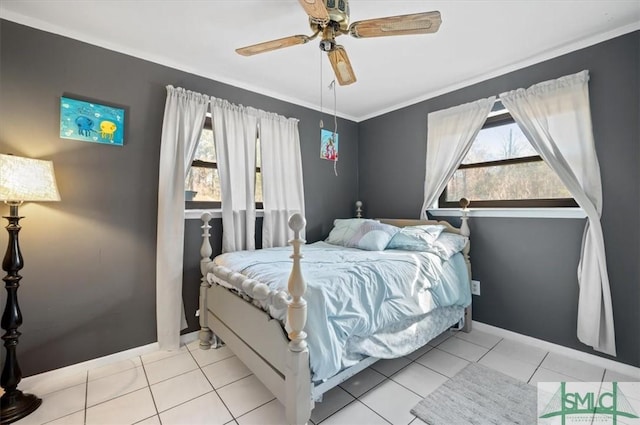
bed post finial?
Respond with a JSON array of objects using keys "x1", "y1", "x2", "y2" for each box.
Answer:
[
  {"x1": 459, "y1": 198, "x2": 470, "y2": 237},
  {"x1": 286, "y1": 213, "x2": 312, "y2": 425},
  {"x1": 199, "y1": 212, "x2": 214, "y2": 349},
  {"x1": 355, "y1": 201, "x2": 363, "y2": 218}
]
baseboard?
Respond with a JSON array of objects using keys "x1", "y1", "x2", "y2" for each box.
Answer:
[
  {"x1": 24, "y1": 331, "x2": 200, "y2": 381},
  {"x1": 180, "y1": 330, "x2": 200, "y2": 346},
  {"x1": 472, "y1": 321, "x2": 640, "y2": 379},
  {"x1": 25, "y1": 326, "x2": 639, "y2": 384}
]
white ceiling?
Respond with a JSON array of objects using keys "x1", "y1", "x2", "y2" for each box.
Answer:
[{"x1": 1, "y1": 1, "x2": 639, "y2": 121}]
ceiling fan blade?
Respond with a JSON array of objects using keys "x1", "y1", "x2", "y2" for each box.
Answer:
[
  {"x1": 349, "y1": 11, "x2": 442, "y2": 38},
  {"x1": 327, "y1": 46, "x2": 356, "y2": 86},
  {"x1": 298, "y1": 0, "x2": 329, "y2": 23},
  {"x1": 236, "y1": 35, "x2": 311, "y2": 56}
]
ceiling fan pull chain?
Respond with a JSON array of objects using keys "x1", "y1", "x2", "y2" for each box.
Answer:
[
  {"x1": 331, "y1": 80, "x2": 338, "y2": 138},
  {"x1": 319, "y1": 50, "x2": 324, "y2": 128},
  {"x1": 330, "y1": 79, "x2": 338, "y2": 177}
]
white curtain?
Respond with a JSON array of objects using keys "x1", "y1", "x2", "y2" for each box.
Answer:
[
  {"x1": 500, "y1": 70, "x2": 616, "y2": 356},
  {"x1": 156, "y1": 86, "x2": 209, "y2": 350},
  {"x1": 419, "y1": 97, "x2": 496, "y2": 219},
  {"x1": 259, "y1": 111, "x2": 305, "y2": 247},
  {"x1": 212, "y1": 99, "x2": 258, "y2": 253}
]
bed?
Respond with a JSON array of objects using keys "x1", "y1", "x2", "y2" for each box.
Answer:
[{"x1": 197, "y1": 206, "x2": 472, "y2": 425}]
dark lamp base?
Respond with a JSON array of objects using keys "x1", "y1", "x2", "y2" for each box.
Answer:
[{"x1": 0, "y1": 390, "x2": 42, "y2": 424}]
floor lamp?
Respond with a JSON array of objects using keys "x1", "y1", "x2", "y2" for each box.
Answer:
[{"x1": 0, "y1": 154, "x2": 60, "y2": 424}]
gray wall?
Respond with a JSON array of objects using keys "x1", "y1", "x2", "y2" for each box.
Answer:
[
  {"x1": 0, "y1": 20, "x2": 358, "y2": 375},
  {"x1": 359, "y1": 32, "x2": 640, "y2": 367},
  {"x1": 1, "y1": 18, "x2": 637, "y2": 376}
]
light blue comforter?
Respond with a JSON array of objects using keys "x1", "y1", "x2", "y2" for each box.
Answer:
[{"x1": 213, "y1": 241, "x2": 470, "y2": 381}]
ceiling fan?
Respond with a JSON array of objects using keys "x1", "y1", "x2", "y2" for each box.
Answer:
[{"x1": 236, "y1": 0, "x2": 442, "y2": 86}]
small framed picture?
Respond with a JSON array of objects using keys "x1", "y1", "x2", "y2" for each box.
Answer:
[
  {"x1": 60, "y1": 97, "x2": 125, "y2": 146},
  {"x1": 320, "y1": 129, "x2": 338, "y2": 162}
]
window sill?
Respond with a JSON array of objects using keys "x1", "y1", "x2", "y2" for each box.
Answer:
[
  {"x1": 428, "y1": 208, "x2": 586, "y2": 219},
  {"x1": 185, "y1": 209, "x2": 265, "y2": 220},
  {"x1": 184, "y1": 208, "x2": 264, "y2": 220}
]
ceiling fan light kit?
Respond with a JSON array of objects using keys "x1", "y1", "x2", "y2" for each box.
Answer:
[
  {"x1": 235, "y1": 0, "x2": 442, "y2": 85},
  {"x1": 328, "y1": 46, "x2": 355, "y2": 86}
]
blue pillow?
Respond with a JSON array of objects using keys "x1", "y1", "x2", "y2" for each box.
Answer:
[
  {"x1": 386, "y1": 225, "x2": 445, "y2": 251},
  {"x1": 345, "y1": 222, "x2": 400, "y2": 251}
]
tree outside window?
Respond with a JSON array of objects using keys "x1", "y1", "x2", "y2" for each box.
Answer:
[{"x1": 185, "y1": 118, "x2": 262, "y2": 209}]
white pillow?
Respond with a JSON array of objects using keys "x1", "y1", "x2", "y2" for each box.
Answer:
[
  {"x1": 386, "y1": 225, "x2": 446, "y2": 251},
  {"x1": 425, "y1": 233, "x2": 469, "y2": 260},
  {"x1": 344, "y1": 222, "x2": 400, "y2": 251},
  {"x1": 325, "y1": 218, "x2": 379, "y2": 246}
]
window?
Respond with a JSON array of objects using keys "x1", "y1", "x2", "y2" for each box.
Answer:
[
  {"x1": 439, "y1": 106, "x2": 576, "y2": 208},
  {"x1": 185, "y1": 117, "x2": 263, "y2": 209}
]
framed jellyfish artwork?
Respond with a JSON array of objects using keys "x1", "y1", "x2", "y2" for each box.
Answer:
[{"x1": 59, "y1": 97, "x2": 125, "y2": 146}]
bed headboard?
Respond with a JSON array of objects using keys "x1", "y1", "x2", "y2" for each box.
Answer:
[
  {"x1": 377, "y1": 218, "x2": 464, "y2": 236},
  {"x1": 362, "y1": 197, "x2": 470, "y2": 237}
]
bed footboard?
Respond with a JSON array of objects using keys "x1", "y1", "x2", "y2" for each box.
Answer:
[
  {"x1": 285, "y1": 214, "x2": 313, "y2": 425},
  {"x1": 199, "y1": 212, "x2": 313, "y2": 425}
]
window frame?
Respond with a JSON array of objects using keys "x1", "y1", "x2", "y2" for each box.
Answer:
[
  {"x1": 185, "y1": 117, "x2": 263, "y2": 210},
  {"x1": 438, "y1": 111, "x2": 578, "y2": 209}
]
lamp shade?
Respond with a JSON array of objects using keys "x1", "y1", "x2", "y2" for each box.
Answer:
[{"x1": 0, "y1": 154, "x2": 61, "y2": 202}]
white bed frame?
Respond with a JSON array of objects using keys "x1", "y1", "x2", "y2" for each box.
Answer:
[{"x1": 198, "y1": 206, "x2": 471, "y2": 425}]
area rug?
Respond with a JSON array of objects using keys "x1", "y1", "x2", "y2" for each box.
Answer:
[{"x1": 410, "y1": 362, "x2": 537, "y2": 425}]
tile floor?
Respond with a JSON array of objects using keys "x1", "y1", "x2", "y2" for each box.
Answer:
[{"x1": 10, "y1": 328, "x2": 640, "y2": 425}]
